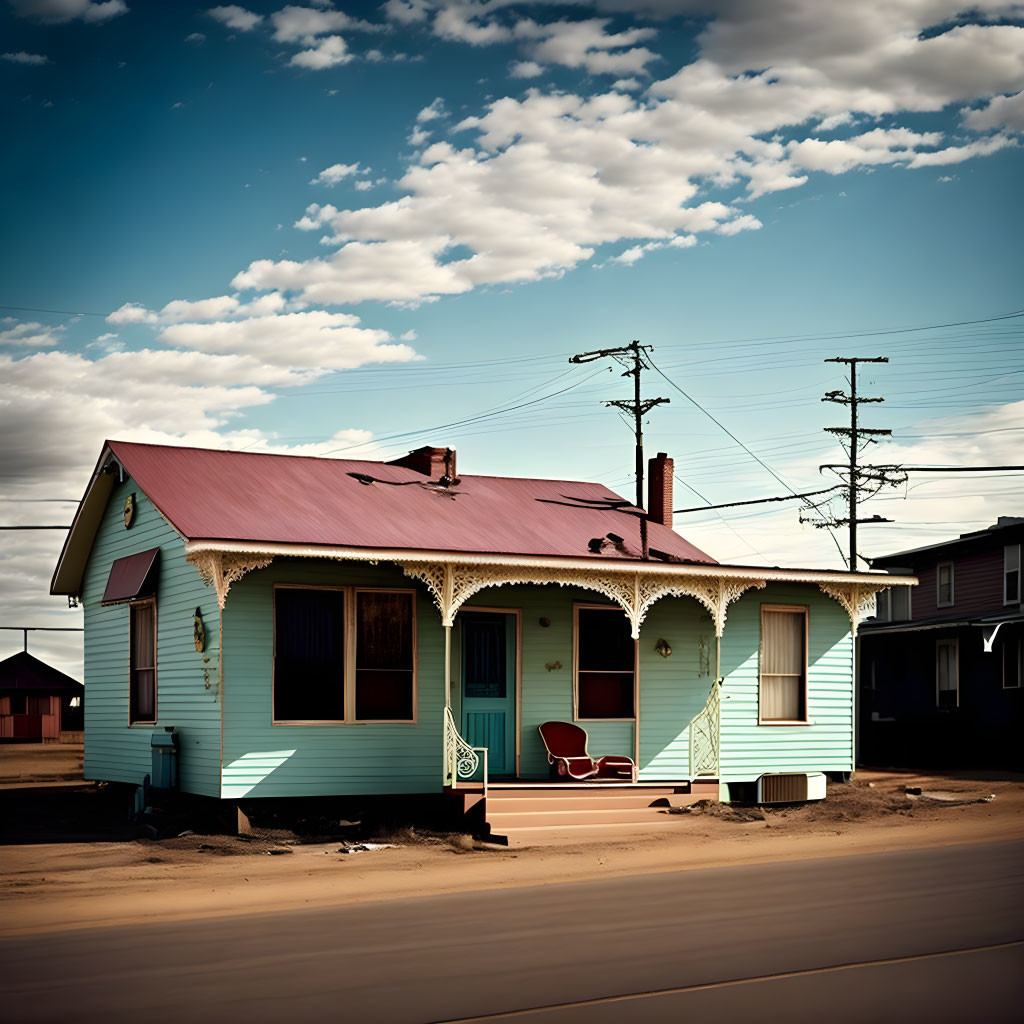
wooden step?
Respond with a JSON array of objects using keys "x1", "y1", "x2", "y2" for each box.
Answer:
[
  {"x1": 486, "y1": 794, "x2": 673, "y2": 813},
  {"x1": 490, "y1": 819, "x2": 687, "y2": 847},
  {"x1": 486, "y1": 807, "x2": 677, "y2": 830}
]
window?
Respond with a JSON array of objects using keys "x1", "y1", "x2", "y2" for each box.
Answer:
[
  {"x1": 892, "y1": 586, "x2": 911, "y2": 621},
  {"x1": 1003, "y1": 633, "x2": 1022, "y2": 690},
  {"x1": 936, "y1": 563, "x2": 954, "y2": 608},
  {"x1": 936, "y1": 639, "x2": 958, "y2": 708},
  {"x1": 574, "y1": 605, "x2": 635, "y2": 719},
  {"x1": 874, "y1": 589, "x2": 891, "y2": 622},
  {"x1": 273, "y1": 586, "x2": 416, "y2": 723},
  {"x1": 355, "y1": 591, "x2": 415, "y2": 721},
  {"x1": 759, "y1": 605, "x2": 808, "y2": 723},
  {"x1": 129, "y1": 599, "x2": 157, "y2": 723},
  {"x1": 1005, "y1": 545, "x2": 1020, "y2": 606},
  {"x1": 274, "y1": 587, "x2": 345, "y2": 722}
]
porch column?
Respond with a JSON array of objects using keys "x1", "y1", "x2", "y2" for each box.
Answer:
[{"x1": 444, "y1": 623, "x2": 452, "y2": 709}]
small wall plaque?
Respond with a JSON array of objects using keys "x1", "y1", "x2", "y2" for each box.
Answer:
[
  {"x1": 193, "y1": 607, "x2": 206, "y2": 653},
  {"x1": 123, "y1": 493, "x2": 136, "y2": 529}
]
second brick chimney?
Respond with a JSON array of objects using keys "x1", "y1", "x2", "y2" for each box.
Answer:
[
  {"x1": 647, "y1": 452, "x2": 673, "y2": 529},
  {"x1": 387, "y1": 446, "x2": 456, "y2": 481}
]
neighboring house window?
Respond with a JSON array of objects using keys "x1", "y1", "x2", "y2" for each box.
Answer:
[
  {"x1": 1003, "y1": 633, "x2": 1022, "y2": 690},
  {"x1": 574, "y1": 605, "x2": 635, "y2": 719},
  {"x1": 273, "y1": 586, "x2": 416, "y2": 723},
  {"x1": 892, "y1": 586, "x2": 911, "y2": 621},
  {"x1": 129, "y1": 599, "x2": 157, "y2": 723},
  {"x1": 936, "y1": 563, "x2": 954, "y2": 608},
  {"x1": 874, "y1": 589, "x2": 891, "y2": 622},
  {"x1": 354, "y1": 590, "x2": 415, "y2": 721},
  {"x1": 274, "y1": 587, "x2": 346, "y2": 722},
  {"x1": 936, "y1": 639, "x2": 958, "y2": 708},
  {"x1": 1005, "y1": 545, "x2": 1021, "y2": 605},
  {"x1": 760, "y1": 605, "x2": 808, "y2": 723}
]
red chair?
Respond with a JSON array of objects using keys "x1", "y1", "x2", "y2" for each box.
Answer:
[{"x1": 538, "y1": 721, "x2": 638, "y2": 782}]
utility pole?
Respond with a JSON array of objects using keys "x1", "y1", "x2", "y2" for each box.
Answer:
[
  {"x1": 818, "y1": 357, "x2": 905, "y2": 569},
  {"x1": 570, "y1": 340, "x2": 669, "y2": 557}
]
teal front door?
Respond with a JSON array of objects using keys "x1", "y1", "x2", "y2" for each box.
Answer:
[{"x1": 461, "y1": 612, "x2": 516, "y2": 776}]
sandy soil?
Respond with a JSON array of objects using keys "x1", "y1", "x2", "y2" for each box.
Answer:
[
  {"x1": 0, "y1": 742, "x2": 84, "y2": 788},
  {"x1": 2, "y1": 744, "x2": 1022, "y2": 938}
]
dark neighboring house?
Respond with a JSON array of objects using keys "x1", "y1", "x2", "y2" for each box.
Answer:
[
  {"x1": 0, "y1": 651, "x2": 84, "y2": 742},
  {"x1": 859, "y1": 517, "x2": 1024, "y2": 769}
]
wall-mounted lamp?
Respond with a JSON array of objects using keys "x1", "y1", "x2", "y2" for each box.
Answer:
[
  {"x1": 654, "y1": 638, "x2": 672, "y2": 658},
  {"x1": 539, "y1": 617, "x2": 551, "y2": 628}
]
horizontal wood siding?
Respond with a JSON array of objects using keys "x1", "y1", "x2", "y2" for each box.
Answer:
[
  {"x1": 912, "y1": 549, "x2": 1004, "y2": 620},
  {"x1": 81, "y1": 478, "x2": 222, "y2": 796},
  {"x1": 638, "y1": 597, "x2": 715, "y2": 779},
  {"x1": 221, "y1": 560, "x2": 442, "y2": 798},
  {"x1": 719, "y1": 583, "x2": 853, "y2": 783}
]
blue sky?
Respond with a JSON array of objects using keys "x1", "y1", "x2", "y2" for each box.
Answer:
[{"x1": 2, "y1": 0, "x2": 1023, "y2": 671}]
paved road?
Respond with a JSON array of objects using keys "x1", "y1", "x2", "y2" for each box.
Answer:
[{"x1": 3, "y1": 839, "x2": 1023, "y2": 1023}]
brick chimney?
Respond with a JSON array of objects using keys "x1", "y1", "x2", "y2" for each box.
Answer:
[
  {"x1": 387, "y1": 446, "x2": 456, "y2": 481},
  {"x1": 647, "y1": 452, "x2": 673, "y2": 529}
]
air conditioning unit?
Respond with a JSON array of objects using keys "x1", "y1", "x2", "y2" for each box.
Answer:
[{"x1": 757, "y1": 772, "x2": 826, "y2": 804}]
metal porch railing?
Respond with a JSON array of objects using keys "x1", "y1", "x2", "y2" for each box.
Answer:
[
  {"x1": 443, "y1": 705, "x2": 488, "y2": 795},
  {"x1": 689, "y1": 678, "x2": 722, "y2": 778}
]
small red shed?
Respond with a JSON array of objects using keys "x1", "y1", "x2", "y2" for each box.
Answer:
[{"x1": 0, "y1": 651, "x2": 83, "y2": 742}]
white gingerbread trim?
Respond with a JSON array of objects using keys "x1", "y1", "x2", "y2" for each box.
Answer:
[{"x1": 187, "y1": 550, "x2": 274, "y2": 609}]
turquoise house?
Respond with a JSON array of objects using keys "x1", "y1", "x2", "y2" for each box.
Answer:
[{"x1": 51, "y1": 441, "x2": 914, "y2": 839}]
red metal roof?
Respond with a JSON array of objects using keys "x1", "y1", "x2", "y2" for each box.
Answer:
[{"x1": 105, "y1": 441, "x2": 716, "y2": 565}]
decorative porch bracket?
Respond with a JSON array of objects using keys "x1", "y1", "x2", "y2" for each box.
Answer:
[
  {"x1": 400, "y1": 561, "x2": 767, "y2": 638},
  {"x1": 188, "y1": 550, "x2": 275, "y2": 609},
  {"x1": 817, "y1": 580, "x2": 893, "y2": 636},
  {"x1": 443, "y1": 705, "x2": 486, "y2": 792}
]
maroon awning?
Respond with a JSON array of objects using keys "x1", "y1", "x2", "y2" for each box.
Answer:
[{"x1": 102, "y1": 548, "x2": 160, "y2": 604}]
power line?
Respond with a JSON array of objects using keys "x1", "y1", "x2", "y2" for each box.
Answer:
[
  {"x1": 646, "y1": 355, "x2": 847, "y2": 562},
  {"x1": 674, "y1": 485, "x2": 843, "y2": 515}
]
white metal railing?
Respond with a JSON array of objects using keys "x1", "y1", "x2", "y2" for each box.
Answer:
[
  {"x1": 689, "y1": 678, "x2": 722, "y2": 778},
  {"x1": 443, "y1": 705, "x2": 488, "y2": 795}
]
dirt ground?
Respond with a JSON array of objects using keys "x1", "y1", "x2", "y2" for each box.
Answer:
[{"x1": 2, "y1": 742, "x2": 1023, "y2": 938}]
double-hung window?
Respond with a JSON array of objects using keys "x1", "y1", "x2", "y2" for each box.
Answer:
[
  {"x1": 759, "y1": 605, "x2": 808, "y2": 723},
  {"x1": 936, "y1": 639, "x2": 958, "y2": 708},
  {"x1": 129, "y1": 599, "x2": 157, "y2": 723},
  {"x1": 273, "y1": 586, "x2": 416, "y2": 723},
  {"x1": 936, "y1": 563, "x2": 954, "y2": 608},
  {"x1": 1005, "y1": 545, "x2": 1020, "y2": 605},
  {"x1": 574, "y1": 605, "x2": 635, "y2": 719}
]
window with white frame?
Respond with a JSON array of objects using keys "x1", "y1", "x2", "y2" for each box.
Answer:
[
  {"x1": 1005, "y1": 545, "x2": 1020, "y2": 606},
  {"x1": 759, "y1": 605, "x2": 808, "y2": 723},
  {"x1": 1003, "y1": 632, "x2": 1022, "y2": 690},
  {"x1": 936, "y1": 639, "x2": 958, "y2": 708},
  {"x1": 273, "y1": 586, "x2": 416, "y2": 723},
  {"x1": 574, "y1": 605, "x2": 635, "y2": 719},
  {"x1": 936, "y1": 563, "x2": 954, "y2": 608}
]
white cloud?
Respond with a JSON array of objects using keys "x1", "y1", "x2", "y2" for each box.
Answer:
[
  {"x1": 416, "y1": 97, "x2": 447, "y2": 123},
  {"x1": 399, "y1": 328, "x2": 418, "y2": 341},
  {"x1": 310, "y1": 162, "x2": 363, "y2": 186},
  {"x1": 208, "y1": 5, "x2": 262, "y2": 32},
  {"x1": 159, "y1": 310, "x2": 420, "y2": 371},
  {"x1": 509, "y1": 60, "x2": 544, "y2": 78},
  {"x1": 106, "y1": 302, "x2": 159, "y2": 325},
  {"x1": 2, "y1": 51, "x2": 50, "y2": 65},
  {"x1": 290, "y1": 34, "x2": 352, "y2": 69},
  {"x1": 964, "y1": 90, "x2": 1024, "y2": 132},
  {"x1": 612, "y1": 77, "x2": 640, "y2": 91},
  {"x1": 0, "y1": 320, "x2": 64, "y2": 347},
  {"x1": 270, "y1": 4, "x2": 357, "y2": 43},
  {"x1": 186, "y1": 32, "x2": 206, "y2": 43},
  {"x1": 10, "y1": 0, "x2": 126, "y2": 23}
]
